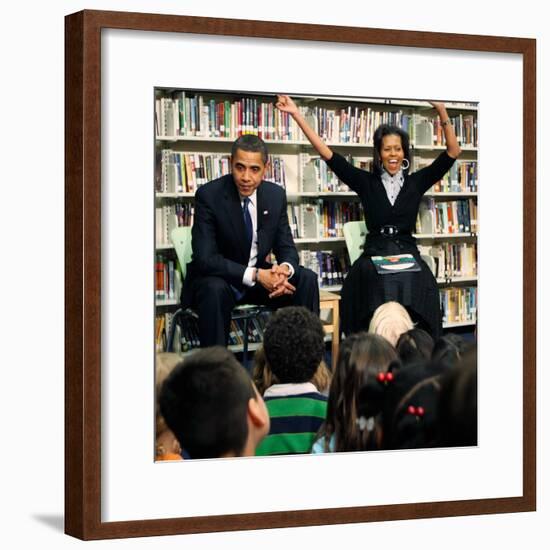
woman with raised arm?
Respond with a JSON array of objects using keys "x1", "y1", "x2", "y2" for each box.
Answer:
[{"x1": 276, "y1": 95, "x2": 461, "y2": 339}]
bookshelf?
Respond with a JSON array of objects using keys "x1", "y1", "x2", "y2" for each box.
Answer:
[{"x1": 154, "y1": 89, "x2": 478, "y2": 353}]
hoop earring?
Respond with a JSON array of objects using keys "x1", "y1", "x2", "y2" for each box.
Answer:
[{"x1": 401, "y1": 158, "x2": 410, "y2": 171}]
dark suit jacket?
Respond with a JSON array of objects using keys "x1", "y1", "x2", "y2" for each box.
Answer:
[{"x1": 182, "y1": 174, "x2": 299, "y2": 303}]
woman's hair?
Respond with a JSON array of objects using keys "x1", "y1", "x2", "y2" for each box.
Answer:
[
  {"x1": 396, "y1": 328, "x2": 434, "y2": 366},
  {"x1": 251, "y1": 346, "x2": 278, "y2": 396},
  {"x1": 382, "y1": 363, "x2": 443, "y2": 450},
  {"x1": 431, "y1": 333, "x2": 470, "y2": 369},
  {"x1": 155, "y1": 352, "x2": 184, "y2": 436},
  {"x1": 312, "y1": 361, "x2": 332, "y2": 394},
  {"x1": 372, "y1": 124, "x2": 411, "y2": 175},
  {"x1": 369, "y1": 301, "x2": 414, "y2": 347},
  {"x1": 436, "y1": 347, "x2": 478, "y2": 447},
  {"x1": 253, "y1": 346, "x2": 332, "y2": 395},
  {"x1": 317, "y1": 332, "x2": 399, "y2": 452}
]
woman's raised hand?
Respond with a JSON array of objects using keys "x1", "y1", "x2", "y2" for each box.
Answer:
[
  {"x1": 428, "y1": 100, "x2": 446, "y2": 112},
  {"x1": 275, "y1": 94, "x2": 333, "y2": 160},
  {"x1": 275, "y1": 94, "x2": 299, "y2": 115}
]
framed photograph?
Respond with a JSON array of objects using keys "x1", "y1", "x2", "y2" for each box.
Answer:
[{"x1": 65, "y1": 10, "x2": 536, "y2": 540}]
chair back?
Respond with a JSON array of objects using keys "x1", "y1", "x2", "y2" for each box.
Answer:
[
  {"x1": 170, "y1": 226, "x2": 193, "y2": 280},
  {"x1": 343, "y1": 220, "x2": 368, "y2": 264}
]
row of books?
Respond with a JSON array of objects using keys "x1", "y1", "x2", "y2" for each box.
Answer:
[
  {"x1": 154, "y1": 198, "x2": 475, "y2": 247},
  {"x1": 440, "y1": 287, "x2": 477, "y2": 325},
  {"x1": 319, "y1": 201, "x2": 363, "y2": 238},
  {"x1": 304, "y1": 105, "x2": 415, "y2": 145},
  {"x1": 300, "y1": 153, "x2": 354, "y2": 193},
  {"x1": 434, "y1": 114, "x2": 477, "y2": 148},
  {"x1": 161, "y1": 310, "x2": 274, "y2": 352},
  {"x1": 419, "y1": 243, "x2": 478, "y2": 279},
  {"x1": 299, "y1": 249, "x2": 350, "y2": 287},
  {"x1": 156, "y1": 94, "x2": 303, "y2": 141},
  {"x1": 155, "y1": 256, "x2": 182, "y2": 301},
  {"x1": 228, "y1": 311, "x2": 272, "y2": 347},
  {"x1": 156, "y1": 150, "x2": 231, "y2": 193},
  {"x1": 155, "y1": 312, "x2": 175, "y2": 353},
  {"x1": 416, "y1": 198, "x2": 478, "y2": 235},
  {"x1": 298, "y1": 153, "x2": 477, "y2": 195},
  {"x1": 155, "y1": 92, "x2": 478, "y2": 147},
  {"x1": 155, "y1": 204, "x2": 194, "y2": 246},
  {"x1": 156, "y1": 147, "x2": 478, "y2": 197},
  {"x1": 433, "y1": 161, "x2": 478, "y2": 193},
  {"x1": 287, "y1": 201, "x2": 363, "y2": 239},
  {"x1": 156, "y1": 150, "x2": 288, "y2": 194}
]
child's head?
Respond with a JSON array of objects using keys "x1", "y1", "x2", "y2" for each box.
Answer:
[
  {"x1": 322, "y1": 332, "x2": 399, "y2": 452},
  {"x1": 253, "y1": 345, "x2": 332, "y2": 395},
  {"x1": 432, "y1": 333, "x2": 470, "y2": 369},
  {"x1": 396, "y1": 328, "x2": 434, "y2": 366},
  {"x1": 159, "y1": 347, "x2": 269, "y2": 458},
  {"x1": 369, "y1": 301, "x2": 414, "y2": 347},
  {"x1": 155, "y1": 352, "x2": 183, "y2": 459},
  {"x1": 263, "y1": 306, "x2": 325, "y2": 384},
  {"x1": 382, "y1": 362, "x2": 442, "y2": 450},
  {"x1": 436, "y1": 347, "x2": 477, "y2": 447}
]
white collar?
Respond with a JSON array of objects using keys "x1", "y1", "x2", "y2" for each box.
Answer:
[
  {"x1": 380, "y1": 168, "x2": 405, "y2": 187},
  {"x1": 263, "y1": 382, "x2": 318, "y2": 397},
  {"x1": 240, "y1": 190, "x2": 257, "y2": 207}
]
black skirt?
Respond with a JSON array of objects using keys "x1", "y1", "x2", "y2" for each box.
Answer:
[{"x1": 340, "y1": 239, "x2": 442, "y2": 340}]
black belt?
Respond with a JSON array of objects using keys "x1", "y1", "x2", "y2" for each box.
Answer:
[{"x1": 379, "y1": 225, "x2": 406, "y2": 237}]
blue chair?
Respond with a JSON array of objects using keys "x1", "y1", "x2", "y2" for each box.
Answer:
[{"x1": 166, "y1": 226, "x2": 269, "y2": 365}]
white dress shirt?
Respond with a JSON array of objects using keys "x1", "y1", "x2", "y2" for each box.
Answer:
[{"x1": 240, "y1": 190, "x2": 295, "y2": 287}]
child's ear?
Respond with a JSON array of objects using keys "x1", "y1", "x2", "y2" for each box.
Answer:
[{"x1": 248, "y1": 397, "x2": 269, "y2": 429}]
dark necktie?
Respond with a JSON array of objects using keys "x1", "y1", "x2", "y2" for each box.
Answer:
[{"x1": 243, "y1": 197, "x2": 253, "y2": 250}]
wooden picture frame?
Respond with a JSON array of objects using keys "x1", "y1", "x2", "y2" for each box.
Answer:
[{"x1": 65, "y1": 9, "x2": 536, "y2": 540}]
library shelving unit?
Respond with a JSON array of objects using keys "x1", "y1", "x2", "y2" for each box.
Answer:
[{"x1": 154, "y1": 89, "x2": 478, "y2": 353}]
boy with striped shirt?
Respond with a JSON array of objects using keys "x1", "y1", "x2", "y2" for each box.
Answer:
[{"x1": 256, "y1": 307, "x2": 328, "y2": 456}]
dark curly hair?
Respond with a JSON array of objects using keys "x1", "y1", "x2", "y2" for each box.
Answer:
[{"x1": 263, "y1": 306, "x2": 325, "y2": 384}]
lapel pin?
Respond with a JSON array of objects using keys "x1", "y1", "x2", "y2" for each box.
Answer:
[{"x1": 263, "y1": 210, "x2": 268, "y2": 215}]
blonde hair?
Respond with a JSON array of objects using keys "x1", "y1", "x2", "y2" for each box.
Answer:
[{"x1": 368, "y1": 301, "x2": 414, "y2": 347}]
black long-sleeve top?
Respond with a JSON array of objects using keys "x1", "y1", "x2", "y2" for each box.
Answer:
[{"x1": 326, "y1": 151, "x2": 456, "y2": 252}]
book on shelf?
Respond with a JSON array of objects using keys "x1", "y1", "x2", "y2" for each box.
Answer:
[
  {"x1": 318, "y1": 200, "x2": 363, "y2": 239},
  {"x1": 155, "y1": 256, "x2": 182, "y2": 301},
  {"x1": 299, "y1": 249, "x2": 349, "y2": 286},
  {"x1": 155, "y1": 204, "x2": 194, "y2": 246},
  {"x1": 415, "y1": 198, "x2": 477, "y2": 235},
  {"x1": 287, "y1": 204, "x2": 301, "y2": 239},
  {"x1": 156, "y1": 92, "x2": 304, "y2": 141},
  {"x1": 440, "y1": 286, "x2": 477, "y2": 325},
  {"x1": 371, "y1": 254, "x2": 421, "y2": 274},
  {"x1": 300, "y1": 153, "x2": 348, "y2": 193},
  {"x1": 419, "y1": 243, "x2": 477, "y2": 279},
  {"x1": 300, "y1": 153, "x2": 373, "y2": 193},
  {"x1": 157, "y1": 150, "x2": 289, "y2": 192},
  {"x1": 305, "y1": 104, "x2": 414, "y2": 145}
]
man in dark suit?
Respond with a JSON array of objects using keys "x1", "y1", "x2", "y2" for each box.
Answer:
[{"x1": 182, "y1": 134, "x2": 320, "y2": 347}]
